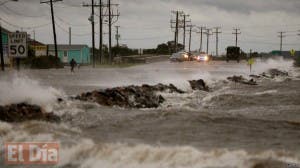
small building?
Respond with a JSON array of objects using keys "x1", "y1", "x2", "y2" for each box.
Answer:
[
  {"x1": 271, "y1": 50, "x2": 300, "y2": 58},
  {"x1": 1, "y1": 27, "x2": 10, "y2": 64},
  {"x1": 47, "y1": 44, "x2": 90, "y2": 64},
  {"x1": 28, "y1": 39, "x2": 47, "y2": 57}
]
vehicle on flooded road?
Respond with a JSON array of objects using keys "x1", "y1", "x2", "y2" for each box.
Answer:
[
  {"x1": 194, "y1": 52, "x2": 211, "y2": 62},
  {"x1": 170, "y1": 51, "x2": 190, "y2": 62}
]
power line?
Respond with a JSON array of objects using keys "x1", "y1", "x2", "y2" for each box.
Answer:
[
  {"x1": 55, "y1": 15, "x2": 94, "y2": 27},
  {"x1": 1, "y1": 5, "x2": 47, "y2": 18},
  {"x1": 121, "y1": 35, "x2": 172, "y2": 41},
  {"x1": 0, "y1": 17, "x2": 50, "y2": 30}
]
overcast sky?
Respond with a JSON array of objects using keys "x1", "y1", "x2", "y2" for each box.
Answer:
[{"x1": 0, "y1": 0, "x2": 299, "y2": 53}]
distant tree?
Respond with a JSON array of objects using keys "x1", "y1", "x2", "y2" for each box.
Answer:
[
  {"x1": 167, "y1": 41, "x2": 184, "y2": 53},
  {"x1": 112, "y1": 45, "x2": 138, "y2": 56},
  {"x1": 156, "y1": 43, "x2": 169, "y2": 54}
]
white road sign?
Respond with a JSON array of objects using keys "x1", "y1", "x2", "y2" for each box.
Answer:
[{"x1": 8, "y1": 32, "x2": 28, "y2": 58}]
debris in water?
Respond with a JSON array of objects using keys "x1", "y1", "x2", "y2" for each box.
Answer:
[
  {"x1": 0, "y1": 103, "x2": 60, "y2": 123},
  {"x1": 227, "y1": 76, "x2": 257, "y2": 85}
]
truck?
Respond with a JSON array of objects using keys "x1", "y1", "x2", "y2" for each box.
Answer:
[{"x1": 226, "y1": 46, "x2": 240, "y2": 62}]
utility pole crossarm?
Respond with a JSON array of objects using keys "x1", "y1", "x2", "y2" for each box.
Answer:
[{"x1": 40, "y1": 0, "x2": 62, "y2": 4}]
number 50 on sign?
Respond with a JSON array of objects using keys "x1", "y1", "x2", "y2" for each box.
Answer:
[{"x1": 8, "y1": 32, "x2": 28, "y2": 58}]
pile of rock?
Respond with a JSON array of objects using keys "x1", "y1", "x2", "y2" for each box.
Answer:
[
  {"x1": 76, "y1": 83, "x2": 185, "y2": 108},
  {"x1": 227, "y1": 75, "x2": 257, "y2": 85},
  {"x1": 189, "y1": 79, "x2": 210, "y2": 91},
  {"x1": 261, "y1": 69, "x2": 289, "y2": 78},
  {"x1": 0, "y1": 103, "x2": 60, "y2": 123}
]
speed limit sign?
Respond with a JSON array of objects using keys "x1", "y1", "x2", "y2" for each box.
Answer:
[{"x1": 8, "y1": 32, "x2": 28, "y2": 58}]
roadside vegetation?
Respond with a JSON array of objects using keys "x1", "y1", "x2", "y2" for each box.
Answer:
[{"x1": 294, "y1": 55, "x2": 300, "y2": 67}]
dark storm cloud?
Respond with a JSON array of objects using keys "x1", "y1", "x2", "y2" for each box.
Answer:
[
  {"x1": 170, "y1": 0, "x2": 300, "y2": 15},
  {"x1": 1, "y1": 0, "x2": 299, "y2": 51}
]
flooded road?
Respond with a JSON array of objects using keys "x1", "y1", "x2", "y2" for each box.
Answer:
[{"x1": 0, "y1": 58, "x2": 300, "y2": 168}]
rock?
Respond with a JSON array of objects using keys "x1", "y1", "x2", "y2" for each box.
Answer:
[
  {"x1": 249, "y1": 74, "x2": 261, "y2": 79},
  {"x1": 0, "y1": 103, "x2": 60, "y2": 123},
  {"x1": 76, "y1": 83, "x2": 185, "y2": 108},
  {"x1": 227, "y1": 75, "x2": 257, "y2": 85},
  {"x1": 268, "y1": 69, "x2": 288, "y2": 77},
  {"x1": 189, "y1": 79, "x2": 209, "y2": 91},
  {"x1": 261, "y1": 69, "x2": 289, "y2": 79},
  {"x1": 251, "y1": 160, "x2": 289, "y2": 168}
]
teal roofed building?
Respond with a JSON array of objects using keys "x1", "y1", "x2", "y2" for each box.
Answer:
[
  {"x1": 47, "y1": 44, "x2": 90, "y2": 64},
  {"x1": 1, "y1": 27, "x2": 10, "y2": 64}
]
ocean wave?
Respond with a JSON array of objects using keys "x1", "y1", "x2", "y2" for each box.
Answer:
[{"x1": 0, "y1": 74, "x2": 65, "y2": 111}]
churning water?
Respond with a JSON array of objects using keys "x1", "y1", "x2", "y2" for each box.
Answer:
[{"x1": 0, "y1": 58, "x2": 300, "y2": 168}]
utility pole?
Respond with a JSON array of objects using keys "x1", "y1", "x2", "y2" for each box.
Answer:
[
  {"x1": 100, "y1": 1, "x2": 120, "y2": 64},
  {"x1": 213, "y1": 27, "x2": 221, "y2": 57},
  {"x1": 92, "y1": 0, "x2": 95, "y2": 67},
  {"x1": 41, "y1": 0, "x2": 62, "y2": 60},
  {"x1": 171, "y1": 11, "x2": 182, "y2": 53},
  {"x1": 33, "y1": 30, "x2": 36, "y2": 56},
  {"x1": 99, "y1": 0, "x2": 103, "y2": 64},
  {"x1": 115, "y1": 25, "x2": 120, "y2": 57},
  {"x1": 0, "y1": 23, "x2": 4, "y2": 71},
  {"x1": 278, "y1": 31, "x2": 286, "y2": 55},
  {"x1": 205, "y1": 29, "x2": 212, "y2": 54},
  {"x1": 83, "y1": 0, "x2": 96, "y2": 68},
  {"x1": 181, "y1": 13, "x2": 190, "y2": 50},
  {"x1": 197, "y1": 26, "x2": 206, "y2": 52},
  {"x1": 187, "y1": 25, "x2": 193, "y2": 54},
  {"x1": 175, "y1": 11, "x2": 179, "y2": 52},
  {"x1": 108, "y1": 0, "x2": 112, "y2": 64},
  {"x1": 69, "y1": 27, "x2": 71, "y2": 45},
  {"x1": 115, "y1": 26, "x2": 120, "y2": 47},
  {"x1": 232, "y1": 28, "x2": 241, "y2": 47}
]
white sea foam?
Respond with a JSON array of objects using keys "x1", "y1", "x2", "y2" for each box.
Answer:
[
  {"x1": 0, "y1": 74, "x2": 64, "y2": 110},
  {"x1": 254, "y1": 90, "x2": 278, "y2": 95},
  {"x1": 58, "y1": 142, "x2": 300, "y2": 168}
]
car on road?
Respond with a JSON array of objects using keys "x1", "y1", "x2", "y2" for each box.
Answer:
[
  {"x1": 170, "y1": 51, "x2": 190, "y2": 62},
  {"x1": 194, "y1": 52, "x2": 211, "y2": 62}
]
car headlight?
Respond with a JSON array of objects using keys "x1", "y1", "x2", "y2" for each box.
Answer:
[
  {"x1": 184, "y1": 54, "x2": 188, "y2": 58},
  {"x1": 204, "y1": 56, "x2": 209, "y2": 61}
]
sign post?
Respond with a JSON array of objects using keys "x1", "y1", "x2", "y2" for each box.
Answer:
[
  {"x1": 8, "y1": 32, "x2": 27, "y2": 71},
  {"x1": 290, "y1": 49, "x2": 296, "y2": 57}
]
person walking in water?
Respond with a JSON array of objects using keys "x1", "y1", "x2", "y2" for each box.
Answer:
[{"x1": 70, "y1": 59, "x2": 77, "y2": 73}]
